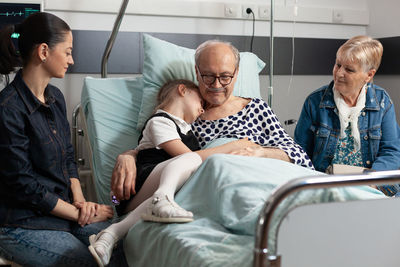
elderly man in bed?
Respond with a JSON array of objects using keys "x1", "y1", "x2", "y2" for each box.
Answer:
[{"x1": 111, "y1": 40, "x2": 314, "y2": 201}]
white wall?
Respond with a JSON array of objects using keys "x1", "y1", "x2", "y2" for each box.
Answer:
[
  {"x1": 48, "y1": 0, "x2": 369, "y2": 39},
  {"x1": 367, "y1": 0, "x2": 400, "y2": 38},
  {"x1": 367, "y1": 0, "x2": 400, "y2": 123}
]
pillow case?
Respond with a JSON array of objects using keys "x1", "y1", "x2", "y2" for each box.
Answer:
[{"x1": 137, "y1": 34, "x2": 266, "y2": 130}]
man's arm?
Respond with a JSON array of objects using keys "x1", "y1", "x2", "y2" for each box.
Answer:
[{"x1": 111, "y1": 149, "x2": 138, "y2": 201}]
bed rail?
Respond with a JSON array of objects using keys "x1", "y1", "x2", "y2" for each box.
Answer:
[
  {"x1": 253, "y1": 170, "x2": 400, "y2": 267},
  {"x1": 72, "y1": 104, "x2": 84, "y2": 165}
]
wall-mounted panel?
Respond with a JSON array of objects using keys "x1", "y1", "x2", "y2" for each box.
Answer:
[
  {"x1": 68, "y1": 30, "x2": 347, "y2": 75},
  {"x1": 70, "y1": 31, "x2": 398, "y2": 76},
  {"x1": 69, "y1": 31, "x2": 141, "y2": 73},
  {"x1": 377, "y1": 37, "x2": 400, "y2": 75}
]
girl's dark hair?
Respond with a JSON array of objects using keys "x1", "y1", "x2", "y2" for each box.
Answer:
[{"x1": 0, "y1": 12, "x2": 71, "y2": 74}]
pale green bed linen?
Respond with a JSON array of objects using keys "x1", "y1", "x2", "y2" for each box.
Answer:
[{"x1": 124, "y1": 153, "x2": 383, "y2": 267}]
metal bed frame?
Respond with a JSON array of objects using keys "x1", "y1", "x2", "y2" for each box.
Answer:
[{"x1": 253, "y1": 170, "x2": 400, "y2": 267}]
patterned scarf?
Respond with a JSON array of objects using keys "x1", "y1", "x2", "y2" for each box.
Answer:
[{"x1": 333, "y1": 84, "x2": 367, "y2": 151}]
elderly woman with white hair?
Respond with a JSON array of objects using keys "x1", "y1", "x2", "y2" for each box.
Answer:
[{"x1": 295, "y1": 35, "x2": 400, "y2": 196}]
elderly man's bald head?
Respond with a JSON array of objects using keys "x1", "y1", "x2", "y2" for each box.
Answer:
[{"x1": 195, "y1": 40, "x2": 240, "y2": 68}]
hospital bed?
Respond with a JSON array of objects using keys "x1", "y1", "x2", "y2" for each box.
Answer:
[
  {"x1": 76, "y1": 1, "x2": 400, "y2": 266},
  {"x1": 81, "y1": 71, "x2": 400, "y2": 267}
]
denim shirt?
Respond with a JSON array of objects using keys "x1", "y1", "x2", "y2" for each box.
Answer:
[
  {"x1": 0, "y1": 71, "x2": 79, "y2": 231},
  {"x1": 294, "y1": 81, "x2": 400, "y2": 172}
]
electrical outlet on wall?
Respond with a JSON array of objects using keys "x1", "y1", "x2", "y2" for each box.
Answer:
[
  {"x1": 332, "y1": 9, "x2": 344, "y2": 23},
  {"x1": 224, "y1": 4, "x2": 238, "y2": 18},
  {"x1": 242, "y1": 5, "x2": 257, "y2": 19},
  {"x1": 259, "y1": 5, "x2": 270, "y2": 20}
]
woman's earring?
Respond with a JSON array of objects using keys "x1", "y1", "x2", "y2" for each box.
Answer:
[{"x1": 42, "y1": 58, "x2": 46, "y2": 63}]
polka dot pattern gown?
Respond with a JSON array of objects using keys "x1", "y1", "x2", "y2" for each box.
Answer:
[{"x1": 192, "y1": 98, "x2": 314, "y2": 169}]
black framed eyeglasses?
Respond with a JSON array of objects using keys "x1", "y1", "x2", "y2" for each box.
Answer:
[{"x1": 197, "y1": 66, "x2": 236, "y2": 87}]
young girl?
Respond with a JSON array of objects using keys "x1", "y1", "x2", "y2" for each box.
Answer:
[
  {"x1": 88, "y1": 79, "x2": 252, "y2": 266},
  {"x1": 0, "y1": 12, "x2": 126, "y2": 266}
]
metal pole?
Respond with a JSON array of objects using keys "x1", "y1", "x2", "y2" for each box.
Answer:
[
  {"x1": 72, "y1": 103, "x2": 81, "y2": 163},
  {"x1": 268, "y1": 0, "x2": 274, "y2": 108},
  {"x1": 101, "y1": 0, "x2": 130, "y2": 78}
]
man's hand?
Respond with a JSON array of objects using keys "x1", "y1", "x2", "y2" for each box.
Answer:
[{"x1": 111, "y1": 149, "x2": 138, "y2": 201}]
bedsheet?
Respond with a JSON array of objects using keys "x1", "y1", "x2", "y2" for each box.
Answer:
[{"x1": 124, "y1": 152, "x2": 384, "y2": 267}]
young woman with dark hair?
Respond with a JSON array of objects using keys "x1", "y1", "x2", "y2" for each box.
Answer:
[{"x1": 0, "y1": 12, "x2": 127, "y2": 266}]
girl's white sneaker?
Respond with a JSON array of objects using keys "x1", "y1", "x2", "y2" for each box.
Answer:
[
  {"x1": 88, "y1": 230, "x2": 118, "y2": 267},
  {"x1": 141, "y1": 194, "x2": 194, "y2": 223}
]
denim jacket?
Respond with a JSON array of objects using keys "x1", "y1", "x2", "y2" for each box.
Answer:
[
  {"x1": 294, "y1": 81, "x2": 400, "y2": 172},
  {"x1": 0, "y1": 71, "x2": 78, "y2": 231}
]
